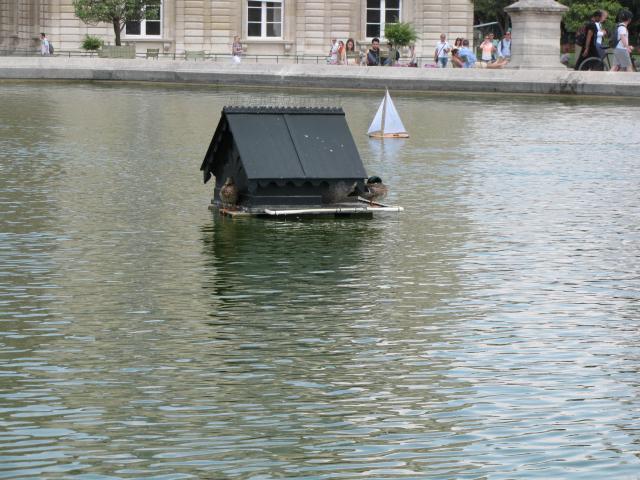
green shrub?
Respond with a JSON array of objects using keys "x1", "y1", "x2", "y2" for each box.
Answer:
[
  {"x1": 81, "y1": 35, "x2": 104, "y2": 51},
  {"x1": 384, "y1": 22, "x2": 418, "y2": 48}
]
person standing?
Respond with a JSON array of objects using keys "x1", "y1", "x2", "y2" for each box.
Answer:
[
  {"x1": 595, "y1": 11, "x2": 608, "y2": 59},
  {"x1": 337, "y1": 40, "x2": 346, "y2": 65},
  {"x1": 434, "y1": 34, "x2": 451, "y2": 67},
  {"x1": 328, "y1": 37, "x2": 339, "y2": 64},
  {"x1": 231, "y1": 36, "x2": 243, "y2": 64},
  {"x1": 479, "y1": 35, "x2": 495, "y2": 63},
  {"x1": 40, "y1": 33, "x2": 50, "y2": 56},
  {"x1": 612, "y1": 10, "x2": 634, "y2": 72},
  {"x1": 497, "y1": 31, "x2": 512, "y2": 59},
  {"x1": 489, "y1": 33, "x2": 500, "y2": 61},
  {"x1": 575, "y1": 11, "x2": 600, "y2": 69}
]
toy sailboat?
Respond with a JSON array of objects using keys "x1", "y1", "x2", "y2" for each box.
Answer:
[{"x1": 367, "y1": 89, "x2": 409, "y2": 138}]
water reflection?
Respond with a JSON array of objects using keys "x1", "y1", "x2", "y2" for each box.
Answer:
[
  {"x1": 367, "y1": 137, "x2": 407, "y2": 163},
  {"x1": 201, "y1": 216, "x2": 379, "y2": 310},
  {"x1": 197, "y1": 215, "x2": 474, "y2": 477},
  {"x1": 1, "y1": 82, "x2": 640, "y2": 478}
]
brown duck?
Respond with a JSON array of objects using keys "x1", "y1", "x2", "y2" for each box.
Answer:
[
  {"x1": 219, "y1": 177, "x2": 239, "y2": 208},
  {"x1": 322, "y1": 181, "x2": 358, "y2": 204},
  {"x1": 362, "y1": 176, "x2": 388, "y2": 205}
]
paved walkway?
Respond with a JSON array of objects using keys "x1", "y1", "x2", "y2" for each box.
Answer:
[{"x1": 1, "y1": 56, "x2": 639, "y2": 97}]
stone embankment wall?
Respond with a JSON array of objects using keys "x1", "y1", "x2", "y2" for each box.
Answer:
[{"x1": 1, "y1": 57, "x2": 638, "y2": 97}]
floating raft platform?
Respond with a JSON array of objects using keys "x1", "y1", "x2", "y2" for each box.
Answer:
[{"x1": 209, "y1": 198, "x2": 403, "y2": 218}]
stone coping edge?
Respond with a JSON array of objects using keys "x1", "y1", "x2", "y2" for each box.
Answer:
[{"x1": 0, "y1": 57, "x2": 639, "y2": 97}]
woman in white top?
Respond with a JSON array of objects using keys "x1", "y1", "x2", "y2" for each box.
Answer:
[
  {"x1": 337, "y1": 41, "x2": 346, "y2": 65},
  {"x1": 595, "y1": 10, "x2": 608, "y2": 58},
  {"x1": 328, "y1": 38, "x2": 339, "y2": 65},
  {"x1": 434, "y1": 34, "x2": 451, "y2": 67},
  {"x1": 613, "y1": 10, "x2": 634, "y2": 72},
  {"x1": 232, "y1": 36, "x2": 243, "y2": 63},
  {"x1": 479, "y1": 35, "x2": 495, "y2": 63}
]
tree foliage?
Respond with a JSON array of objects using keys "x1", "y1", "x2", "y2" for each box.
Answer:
[
  {"x1": 559, "y1": 0, "x2": 623, "y2": 32},
  {"x1": 384, "y1": 22, "x2": 418, "y2": 47},
  {"x1": 475, "y1": 0, "x2": 638, "y2": 37},
  {"x1": 72, "y1": 0, "x2": 160, "y2": 46},
  {"x1": 559, "y1": 0, "x2": 640, "y2": 38},
  {"x1": 474, "y1": 0, "x2": 513, "y2": 32}
]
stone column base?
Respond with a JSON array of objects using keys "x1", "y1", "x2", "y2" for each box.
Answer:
[{"x1": 505, "y1": 0, "x2": 569, "y2": 70}]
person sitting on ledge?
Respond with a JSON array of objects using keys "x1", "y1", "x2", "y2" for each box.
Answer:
[
  {"x1": 476, "y1": 58, "x2": 510, "y2": 69},
  {"x1": 452, "y1": 47, "x2": 509, "y2": 69},
  {"x1": 367, "y1": 37, "x2": 381, "y2": 65},
  {"x1": 451, "y1": 48, "x2": 465, "y2": 68},
  {"x1": 345, "y1": 38, "x2": 359, "y2": 65},
  {"x1": 458, "y1": 39, "x2": 477, "y2": 68},
  {"x1": 367, "y1": 37, "x2": 390, "y2": 66}
]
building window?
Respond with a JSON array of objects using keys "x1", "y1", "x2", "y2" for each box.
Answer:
[
  {"x1": 366, "y1": 0, "x2": 401, "y2": 38},
  {"x1": 247, "y1": 1, "x2": 282, "y2": 38},
  {"x1": 125, "y1": 2, "x2": 162, "y2": 37}
]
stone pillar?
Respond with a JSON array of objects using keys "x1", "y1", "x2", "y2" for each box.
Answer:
[
  {"x1": 505, "y1": 0, "x2": 568, "y2": 70},
  {"x1": 164, "y1": 0, "x2": 176, "y2": 54}
]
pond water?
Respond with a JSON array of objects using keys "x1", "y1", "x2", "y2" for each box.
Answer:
[{"x1": 1, "y1": 82, "x2": 640, "y2": 479}]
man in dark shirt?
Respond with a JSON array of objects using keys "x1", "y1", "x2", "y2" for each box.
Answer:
[
  {"x1": 367, "y1": 37, "x2": 383, "y2": 66},
  {"x1": 575, "y1": 10, "x2": 602, "y2": 70}
]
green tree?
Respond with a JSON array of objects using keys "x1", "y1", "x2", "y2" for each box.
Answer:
[
  {"x1": 384, "y1": 22, "x2": 418, "y2": 65},
  {"x1": 590, "y1": 0, "x2": 639, "y2": 39},
  {"x1": 72, "y1": 0, "x2": 160, "y2": 46},
  {"x1": 474, "y1": 0, "x2": 634, "y2": 35},
  {"x1": 474, "y1": 0, "x2": 513, "y2": 32},
  {"x1": 559, "y1": 0, "x2": 623, "y2": 32},
  {"x1": 384, "y1": 22, "x2": 418, "y2": 47}
]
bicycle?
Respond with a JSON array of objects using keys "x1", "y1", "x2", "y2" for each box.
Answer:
[
  {"x1": 578, "y1": 48, "x2": 637, "y2": 71},
  {"x1": 577, "y1": 51, "x2": 611, "y2": 71}
]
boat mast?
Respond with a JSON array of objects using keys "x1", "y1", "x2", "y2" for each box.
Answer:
[{"x1": 380, "y1": 89, "x2": 387, "y2": 135}]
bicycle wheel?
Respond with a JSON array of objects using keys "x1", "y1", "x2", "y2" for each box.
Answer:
[{"x1": 578, "y1": 57, "x2": 605, "y2": 71}]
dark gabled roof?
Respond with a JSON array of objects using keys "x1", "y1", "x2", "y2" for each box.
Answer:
[{"x1": 201, "y1": 106, "x2": 367, "y2": 184}]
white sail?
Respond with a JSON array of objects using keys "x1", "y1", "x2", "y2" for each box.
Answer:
[
  {"x1": 367, "y1": 89, "x2": 408, "y2": 137},
  {"x1": 367, "y1": 97, "x2": 385, "y2": 135},
  {"x1": 382, "y1": 91, "x2": 407, "y2": 135}
]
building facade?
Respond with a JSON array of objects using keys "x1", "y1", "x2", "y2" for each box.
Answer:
[{"x1": 1, "y1": 0, "x2": 473, "y2": 57}]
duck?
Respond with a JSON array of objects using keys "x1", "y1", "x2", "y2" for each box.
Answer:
[
  {"x1": 219, "y1": 177, "x2": 239, "y2": 209},
  {"x1": 322, "y1": 181, "x2": 358, "y2": 204},
  {"x1": 361, "y1": 176, "x2": 388, "y2": 205}
]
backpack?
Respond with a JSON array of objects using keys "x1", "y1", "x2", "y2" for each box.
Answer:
[
  {"x1": 48, "y1": 41, "x2": 54, "y2": 55},
  {"x1": 608, "y1": 23, "x2": 623, "y2": 49},
  {"x1": 575, "y1": 23, "x2": 587, "y2": 47}
]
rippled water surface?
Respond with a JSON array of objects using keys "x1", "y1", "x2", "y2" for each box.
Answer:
[{"x1": 1, "y1": 82, "x2": 640, "y2": 479}]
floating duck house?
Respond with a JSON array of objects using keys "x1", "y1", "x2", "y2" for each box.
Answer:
[{"x1": 200, "y1": 105, "x2": 403, "y2": 217}]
